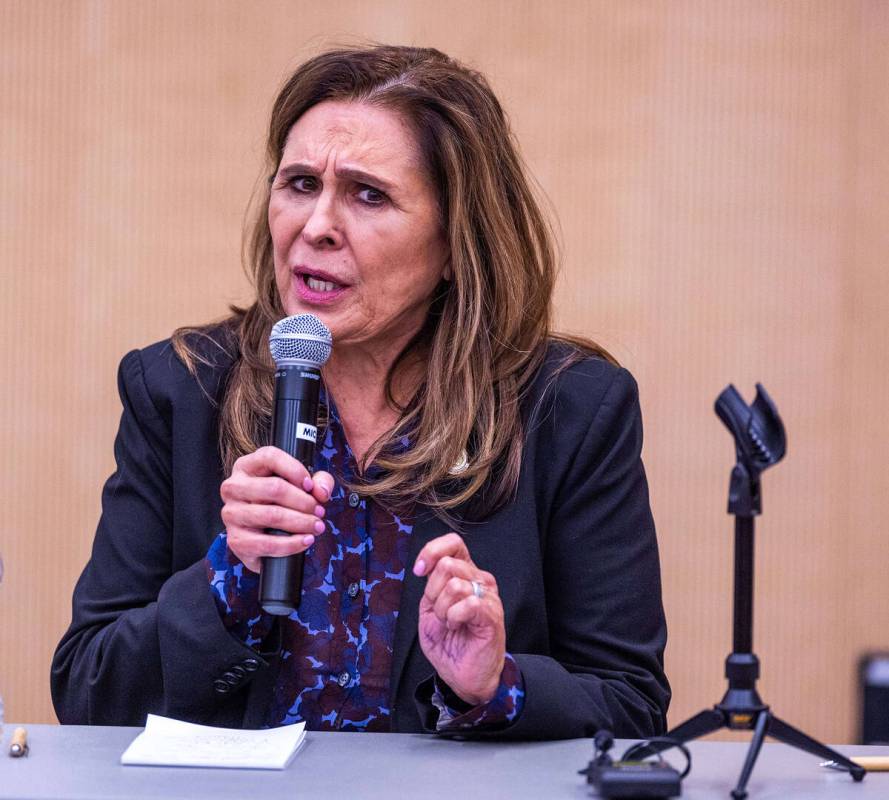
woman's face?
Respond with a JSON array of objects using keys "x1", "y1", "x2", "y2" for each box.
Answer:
[{"x1": 269, "y1": 100, "x2": 450, "y2": 357}]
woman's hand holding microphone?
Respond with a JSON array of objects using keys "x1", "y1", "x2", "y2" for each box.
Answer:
[{"x1": 220, "y1": 446, "x2": 334, "y2": 574}]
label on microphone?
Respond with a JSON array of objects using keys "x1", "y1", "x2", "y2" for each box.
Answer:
[{"x1": 296, "y1": 422, "x2": 318, "y2": 443}]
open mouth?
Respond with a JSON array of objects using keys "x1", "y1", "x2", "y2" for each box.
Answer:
[
  {"x1": 303, "y1": 275, "x2": 341, "y2": 293},
  {"x1": 294, "y1": 269, "x2": 349, "y2": 302}
]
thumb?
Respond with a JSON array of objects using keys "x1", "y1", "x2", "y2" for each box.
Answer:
[{"x1": 311, "y1": 470, "x2": 336, "y2": 502}]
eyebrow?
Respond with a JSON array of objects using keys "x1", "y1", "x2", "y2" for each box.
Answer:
[{"x1": 276, "y1": 162, "x2": 396, "y2": 193}]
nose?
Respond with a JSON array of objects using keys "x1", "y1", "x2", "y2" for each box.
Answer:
[{"x1": 301, "y1": 190, "x2": 343, "y2": 250}]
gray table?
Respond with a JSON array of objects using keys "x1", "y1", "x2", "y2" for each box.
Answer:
[{"x1": 1, "y1": 724, "x2": 887, "y2": 799}]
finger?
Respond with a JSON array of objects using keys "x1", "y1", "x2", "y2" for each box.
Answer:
[
  {"x1": 445, "y1": 591, "x2": 504, "y2": 630},
  {"x1": 423, "y1": 556, "x2": 477, "y2": 604},
  {"x1": 222, "y1": 474, "x2": 322, "y2": 516},
  {"x1": 423, "y1": 556, "x2": 500, "y2": 603},
  {"x1": 223, "y1": 503, "x2": 326, "y2": 536},
  {"x1": 228, "y1": 529, "x2": 318, "y2": 572},
  {"x1": 413, "y1": 532, "x2": 471, "y2": 577},
  {"x1": 432, "y1": 575, "x2": 474, "y2": 621},
  {"x1": 445, "y1": 594, "x2": 488, "y2": 630},
  {"x1": 309, "y1": 470, "x2": 335, "y2": 503},
  {"x1": 235, "y1": 446, "x2": 313, "y2": 489}
]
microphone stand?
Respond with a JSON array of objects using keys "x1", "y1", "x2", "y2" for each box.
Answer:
[{"x1": 655, "y1": 384, "x2": 865, "y2": 799}]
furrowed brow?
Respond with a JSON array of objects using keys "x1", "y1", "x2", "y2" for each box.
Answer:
[
  {"x1": 335, "y1": 166, "x2": 395, "y2": 193},
  {"x1": 276, "y1": 162, "x2": 318, "y2": 180},
  {"x1": 275, "y1": 161, "x2": 396, "y2": 193}
]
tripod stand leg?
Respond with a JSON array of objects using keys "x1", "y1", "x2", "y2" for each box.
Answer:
[
  {"x1": 730, "y1": 709, "x2": 769, "y2": 800},
  {"x1": 665, "y1": 707, "x2": 725, "y2": 744},
  {"x1": 767, "y1": 714, "x2": 866, "y2": 781}
]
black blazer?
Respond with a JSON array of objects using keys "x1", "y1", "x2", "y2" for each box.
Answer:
[{"x1": 51, "y1": 335, "x2": 670, "y2": 739}]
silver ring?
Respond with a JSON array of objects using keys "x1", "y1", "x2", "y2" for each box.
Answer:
[{"x1": 471, "y1": 579, "x2": 485, "y2": 600}]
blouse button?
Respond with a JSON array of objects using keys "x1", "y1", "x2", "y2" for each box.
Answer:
[{"x1": 348, "y1": 492, "x2": 360, "y2": 508}]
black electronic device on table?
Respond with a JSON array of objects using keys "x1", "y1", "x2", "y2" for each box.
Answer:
[{"x1": 580, "y1": 730, "x2": 686, "y2": 798}]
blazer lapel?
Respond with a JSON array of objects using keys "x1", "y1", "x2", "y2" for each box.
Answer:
[{"x1": 388, "y1": 508, "x2": 452, "y2": 708}]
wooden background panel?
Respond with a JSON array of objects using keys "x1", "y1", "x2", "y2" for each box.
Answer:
[
  {"x1": 843, "y1": 0, "x2": 889, "y2": 720},
  {"x1": 627, "y1": 2, "x2": 855, "y2": 737},
  {"x1": 1, "y1": 0, "x2": 888, "y2": 742}
]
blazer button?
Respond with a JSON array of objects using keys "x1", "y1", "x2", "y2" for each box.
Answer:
[
  {"x1": 337, "y1": 670, "x2": 351, "y2": 688},
  {"x1": 221, "y1": 671, "x2": 241, "y2": 686},
  {"x1": 229, "y1": 665, "x2": 247, "y2": 679},
  {"x1": 347, "y1": 582, "x2": 360, "y2": 599},
  {"x1": 347, "y1": 492, "x2": 360, "y2": 508},
  {"x1": 213, "y1": 679, "x2": 231, "y2": 694},
  {"x1": 242, "y1": 658, "x2": 260, "y2": 672}
]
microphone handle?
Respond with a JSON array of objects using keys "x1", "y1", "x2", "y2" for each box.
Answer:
[{"x1": 259, "y1": 365, "x2": 321, "y2": 615}]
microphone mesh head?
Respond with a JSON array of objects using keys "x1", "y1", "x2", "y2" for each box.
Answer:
[{"x1": 269, "y1": 314, "x2": 333, "y2": 367}]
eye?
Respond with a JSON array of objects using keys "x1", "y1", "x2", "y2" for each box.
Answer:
[
  {"x1": 287, "y1": 175, "x2": 319, "y2": 194},
  {"x1": 356, "y1": 185, "x2": 388, "y2": 206}
]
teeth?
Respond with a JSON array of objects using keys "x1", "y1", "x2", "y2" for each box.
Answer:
[{"x1": 306, "y1": 276, "x2": 337, "y2": 292}]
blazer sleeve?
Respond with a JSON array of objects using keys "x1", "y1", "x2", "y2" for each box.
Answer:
[
  {"x1": 50, "y1": 349, "x2": 268, "y2": 726},
  {"x1": 490, "y1": 366, "x2": 669, "y2": 740}
]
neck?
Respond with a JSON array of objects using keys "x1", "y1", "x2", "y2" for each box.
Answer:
[{"x1": 322, "y1": 342, "x2": 423, "y2": 466}]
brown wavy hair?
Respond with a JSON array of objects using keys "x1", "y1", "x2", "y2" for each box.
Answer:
[{"x1": 173, "y1": 44, "x2": 612, "y2": 516}]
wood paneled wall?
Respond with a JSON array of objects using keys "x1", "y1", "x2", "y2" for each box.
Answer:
[{"x1": 2, "y1": 1, "x2": 888, "y2": 742}]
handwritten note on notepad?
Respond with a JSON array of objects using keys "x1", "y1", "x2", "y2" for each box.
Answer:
[{"x1": 121, "y1": 714, "x2": 306, "y2": 769}]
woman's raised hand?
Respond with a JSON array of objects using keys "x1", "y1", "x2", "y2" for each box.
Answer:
[
  {"x1": 413, "y1": 533, "x2": 506, "y2": 706},
  {"x1": 220, "y1": 446, "x2": 334, "y2": 573}
]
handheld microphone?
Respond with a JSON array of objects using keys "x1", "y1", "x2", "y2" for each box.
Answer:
[{"x1": 260, "y1": 313, "x2": 333, "y2": 615}]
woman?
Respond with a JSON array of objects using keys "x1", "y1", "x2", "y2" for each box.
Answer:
[{"x1": 52, "y1": 45, "x2": 669, "y2": 739}]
